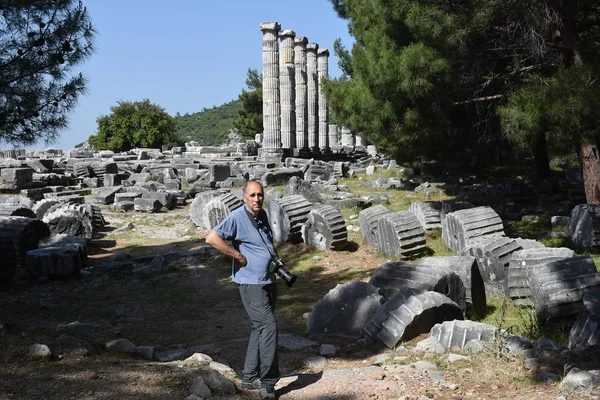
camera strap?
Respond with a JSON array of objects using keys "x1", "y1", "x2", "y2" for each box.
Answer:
[{"x1": 244, "y1": 207, "x2": 279, "y2": 259}]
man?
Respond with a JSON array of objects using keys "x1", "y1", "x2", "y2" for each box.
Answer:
[{"x1": 205, "y1": 180, "x2": 279, "y2": 400}]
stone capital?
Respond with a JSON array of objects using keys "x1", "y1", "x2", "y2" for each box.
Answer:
[
  {"x1": 279, "y1": 29, "x2": 296, "y2": 39},
  {"x1": 260, "y1": 22, "x2": 281, "y2": 32},
  {"x1": 317, "y1": 48, "x2": 330, "y2": 57},
  {"x1": 294, "y1": 36, "x2": 308, "y2": 45},
  {"x1": 306, "y1": 43, "x2": 319, "y2": 52}
]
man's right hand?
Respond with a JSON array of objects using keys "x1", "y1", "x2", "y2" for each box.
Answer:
[{"x1": 234, "y1": 252, "x2": 248, "y2": 267}]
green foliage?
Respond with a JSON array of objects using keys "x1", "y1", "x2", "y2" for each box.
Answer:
[
  {"x1": 232, "y1": 68, "x2": 263, "y2": 140},
  {"x1": 89, "y1": 99, "x2": 179, "y2": 151},
  {"x1": 175, "y1": 99, "x2": 241, "y2": 146},
  {"x1": 499, "y1": 66, "x2": 600, "y2": 156},
  {"x1": 0, "y1": 0, "x2": 96, "y2": 146},
  {"x1": 327, "y1": 0, "x2": 600, "y2": 171}
]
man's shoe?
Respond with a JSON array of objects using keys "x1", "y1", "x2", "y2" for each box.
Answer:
[
  {"x1": 241, "y1": 378, "x2": 261, "y2": 390},
  {"x1": 258, "y1": 387, "x2": 277, "y2": 399}
]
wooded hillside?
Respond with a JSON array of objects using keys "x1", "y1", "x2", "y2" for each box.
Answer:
[{"x1": 175, "y1": 99, "x2": 241, "y2": 146}]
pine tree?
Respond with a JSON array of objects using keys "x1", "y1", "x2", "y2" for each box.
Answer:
[{"x1": 0, "y1": 0, "x2": 95, "y2": 146}]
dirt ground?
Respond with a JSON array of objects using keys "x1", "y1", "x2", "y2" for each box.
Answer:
[{"x1": 0, "y1": 206, "x2": 591, "y2": 400}]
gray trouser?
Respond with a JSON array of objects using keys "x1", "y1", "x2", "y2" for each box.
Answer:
[{"x1": 239, "y1": 283, "x2": 280, "y2": 389}]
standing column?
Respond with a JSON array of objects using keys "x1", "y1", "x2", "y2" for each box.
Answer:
[
  {"x1": 355, "y1": 132, "x2": 366, "y2": 150},
  {"x1": 306, "y1": 42, "x2": 319, "y2": 154},
  {"x1": 260, "y1": 22, "x2": 283, "y2": 161},
  {"x1": 294, "y1": 36, "x2": 310, "y2": 157},
  {"x1": 317, "y1": 48, "x2": 331, "y2": 155},
  {"x1": 341, "y1": 126, "x2": 354, "y2": 153},
  {"x1": 279, "y1": 29, "x2": 295, "y2": 153},
  {"x1": 328, "y1": 124, "x2": 339, "y2": 150}
]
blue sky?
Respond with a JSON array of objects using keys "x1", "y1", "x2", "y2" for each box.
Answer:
[{"x1": 6, "y1": 0, "x2": 354, "y2": 151}]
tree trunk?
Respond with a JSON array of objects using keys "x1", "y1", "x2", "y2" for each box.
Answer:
[
  {"x1": 580, "y1": 143, "x2": 600, "y2": 204},
  {"x1": 532, "y1": 131, "x2": 550, "y2": 180}
]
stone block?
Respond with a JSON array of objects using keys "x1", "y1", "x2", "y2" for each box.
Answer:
[
  {"x1": 104, "y1": 173, "x2": 129, "y2": 186},
  {"x1": 142, "y1": 192, "x2": 177, "y2": 210},
  {"x1": 133, "y1": 198, "x2": 162, "y2": 212},
  {"x1": 209, "y1": 164, "x2": 230, "y2": 182},
  {"x1": 1, "y1": 168, "x2": 33, "y2": 187}
]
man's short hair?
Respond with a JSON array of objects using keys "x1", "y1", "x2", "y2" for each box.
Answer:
[{"x1": 243, "y1": 179, "x2": 263, "y2": 195}]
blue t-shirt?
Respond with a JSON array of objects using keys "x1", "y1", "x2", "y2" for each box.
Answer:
[{"x1": 212, "y1": 205, "x2": 276, "y2": 284}]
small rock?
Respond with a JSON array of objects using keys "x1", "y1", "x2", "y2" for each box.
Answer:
[
  {"x1": 396, "y1": 346, "x2": 408, "y2": 356},
  {"x1": 372, "y1": 354, "x2": 390, "y2": 365},
  {"x1": 410, "y1": 361, "x2": 438, "y2": 371},
  {"x1": 210, "y1": 361, "x2": 235, "y2": 374},
  {"x1": 185, "y1": 353, "x2": 213, "y2": 365},
  {"x1": 537, "y1": 336, "x2": 566, "y2": 351},
  {"x1": 320, "y1": 344, "x2": 337, "y2": 356},
  {"x1": 524, "y1": 358, "x2": 544, "y2": 370},
  {"x1": 106, "y1": 338, "x2": 136, "y2": 354},
  {"x1": 559, "y1": 368, "x2": 600, "y2": 394},
  {"x1": 135, "y1": 345, "x2": 155, "y2": 360},
  {"x1": 190, "y1": 377, "x2": 212, "y2": 398},
  {"x1": 448, "y1": 353, "x2": 471, "y2": 363},
  {"x1": 29, "y1": 343, "x2": 52, "y2": 359},
  {"x1": 536, "y1": 371, "x2": 561, "y2": 383},
  {"x1": 464, "y1": 339, "x2": 485, "y2": 354},
  {"x1": 303, "y1": 355, "x2": 327, "y2": 369},
  {"x1": 155, "y1": 349, "x2": 190, "y2": 362},
  {"x1": 313, "y1": 256, "x2": 324, "y2": 261},
  {"x1": 503, "y1": 335, "x2": 532, "y2": 354},
  {"x1": 440, "y1": 381, "x2": 459, "y2": 390},
  {"x1": 413, "y1": 337, "x2": 444, "y2": 354}
]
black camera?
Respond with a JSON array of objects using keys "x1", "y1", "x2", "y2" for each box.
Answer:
[{"x1": 268, "y1": 258, "x2": 297, "y2": 287}]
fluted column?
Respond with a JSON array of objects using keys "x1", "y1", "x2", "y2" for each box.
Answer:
[
  {"x1": 279, "y1": 29, "x2": 295, "y2": 152},
  {"x1": 341, "y1": 125, "x2": 354, "y2": 152},
  {"x1": 328, "y1": 124, "x2": 339, "y2": 149},
  {"x1": 260, "y1": 22, "x2": 283, "y2": 160},
  {"x1": 306, "y1": 42, "x2": 319, "y2": 154},
  {"x1": 355, "y1": 132, "x2": 366, "y2": 148},
  {"x1": 317, "y1": 48, "x2": 330, "y2": 154},
  {"x1": 294, "y1": 36, "x2": 310, "y2": 156}
]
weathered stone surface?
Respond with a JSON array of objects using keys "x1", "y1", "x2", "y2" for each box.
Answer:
[
  {"x1": 91, "y1": 186, "x2": 122, "y2": 205},
  {"x1": 506, "y1": 247, "x2": 575, "y2": 306},
  {"x1": 528, "y1": 255, "x2": 600, "y2": 321},
  {"x1": 42, "y1": 205, "x2": 93, "y2": 239},
  {"x1": 266, "y1": 194, "x2": 313, "y2": 243},
  {"x1": 306, "y1": 280, "x2": 385, "y2": 339},
  {"x1": 301, "y1": 205, "x2": 347, "y2": 250},
  {"x1": 188, "y1": 190, "x2": 228, "y2": 228},
  {"x1": 364, "y1": 288, "x2": 463, "y2": 348},
  {"x1": 287, "y1": 176, "x2": 322, "y2": 204},
  {"x1": 202, "y1": 193, "x2": 243, "y2": 230},
  {"x1": 0, "y1": 216, "x2": 50, "y2": 283},
  {"x1": 568, "y1": 204, "x2": 600, "y2": 250},
  {"x1": 261, "y1": 168, "x2": 304, "y2": 187},
  {"x1": 376, "y1": 211, "x2": 427, "y2": 259},
  {"x1": 1, "y1": 167, "x2": 33, "y2": 187},
  {"x1": 359, "y1": 205, "x2": 393, "y2": 248},
  {"x1": 458, "y1": 236, "x2": 522, "y2": 292},
  {"x1": 26, "y1": 246, "x2": 83, "y2": 277},
  {"x1": 569, "y1": 289, "x2": 600, "y2": 352},
  {"x1": 442, "y1": 206, "x2": 504, "y2": 254},
  {"x1": 419, "y1": 256, "x2": 486, "y2": 319},
  {"x1": 142, "y1": 192, "x2": 177, "y2": 210},
  {"x1": 429, "y1": 320, "x2": 501, "y2": 350},
  {"x1": 38, "y1": 234, "x2": 88, "y2": 268},
  {"x1": 133, "y1": 198, "x2": 162, "y2": 213},
  {"x1": 409, "y1": 201, "x2": 442, "y2": 231},
  {"x1": 369, "y1": 261, "x2": 466, "y2": 311}
]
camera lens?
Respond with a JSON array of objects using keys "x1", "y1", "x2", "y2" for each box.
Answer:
[{"x1": 276, "y1": 267, "x2": 297, "y2": 288}]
